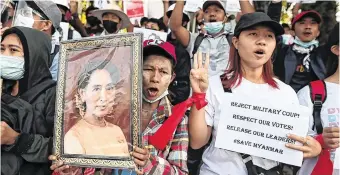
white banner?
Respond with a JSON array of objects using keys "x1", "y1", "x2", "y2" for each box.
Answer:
[
  {"x1": 184, "y1": 0, "x2": 204, "y2": 12},
  {"x1": 215, "y1": 93, "x2": 310, "y2": 166},
  {"x1": 93, "y1": 0, "x2": 109, "y2": 9},
  {"x1": 133, "y1": 28, "x2": 167, "y2": 42},
  {"x1": 225, "y1": 0, "x2": 241, "y2": 12}
]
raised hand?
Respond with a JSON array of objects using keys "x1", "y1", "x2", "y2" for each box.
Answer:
[
  {"x1": 190, "y1": 51, "x2": 209, "y2": 93},
  {"x1": 69, "y1": 1, "x2": 78, "y2": 15}
]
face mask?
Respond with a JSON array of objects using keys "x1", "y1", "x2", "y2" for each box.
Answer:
[
  {"x1": 143, "y1": 90, "x2": 169, "y2": 104},
  {"x1": 204, "y1": 22, "x2": 224, "y2": 35},
  {"x1": 103, "y1": 20, "x2": 118, "y2": 34},
  {"x1": 0, "y1": 55, "x2": 25, "y2": 80},
  {"x1": 13, "y1": 14, "x2": 34, "y2": 28},
  {"x1": 87, "y1": 16, "x2": 100, "y2": 26},
  {"x1": 224, "y1": 22, "x2": 232, "y2": 33},
  {"x1": 294, "y1": 37, "x2": 319, "y2": 48}
]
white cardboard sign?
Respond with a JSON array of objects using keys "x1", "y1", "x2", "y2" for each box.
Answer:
[
  {"x1": 133, "y1": 28, "x2": 167, "y2": 42},
  {"x1": 215, "y1": 93, "x2": 310, "y2": 166}
]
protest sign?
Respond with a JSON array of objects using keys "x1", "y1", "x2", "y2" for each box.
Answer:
[
  {"x1": 215, "y1": 93, "x2": 310, "y2": 166},
  {"x1": 184, "y1": 0, "x2": 204, "y2": 12},
  {"x1": 93, "y1": 0, "x2": 108, "y2": 9},
  {"x1": 124, "y1": 0, "x2": 144, "y2": 18},
  {"x1": 225, "y1": 0, "x2": 241, "y2": 12},
  {"x1": 133, "y1": 28, "x2": 167, "y2": 42}
]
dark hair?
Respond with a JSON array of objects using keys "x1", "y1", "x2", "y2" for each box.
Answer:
[
  {"x1": 221, "y1": 36, "x2": 278, "y2": 89},
  {"x1": 86, "y1": 5, "x2": 99, "y2": 16},
  {"x1": 158, "y1": 19, "x2": 168, "y2": 32},
  {"x1": 281, "y1": 23, "x2": 290, "y2": 29},
  {"x1": 147, "y1": 18, "x2": 168, "y2": 32},
  {"x1": 77, "y1": 60, "x2": 120, "y2": 90},
  {"x1": 140, "y1": 17, "x2": 149, "y2": 24}
]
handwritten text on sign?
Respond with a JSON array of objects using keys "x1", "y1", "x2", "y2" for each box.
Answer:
[{"x1": 215, "y1": 94, "x2": 310, "y2": 166}]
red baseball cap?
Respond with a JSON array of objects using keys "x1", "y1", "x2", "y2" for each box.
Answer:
[
  {"x1": 143, "y1": 39, "x2": 177, "y2": 65},
  {"x1": 292, "y1": 10, "x2": 322, "y2": 29}
]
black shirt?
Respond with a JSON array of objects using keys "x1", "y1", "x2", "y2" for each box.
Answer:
[{"x1": 289, "y1": 52, "x2": 314, "y2": 92}]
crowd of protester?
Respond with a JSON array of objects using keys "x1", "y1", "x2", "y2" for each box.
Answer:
[{"x1": 1, "y1": 0, "x2": 339, "y2": 175}]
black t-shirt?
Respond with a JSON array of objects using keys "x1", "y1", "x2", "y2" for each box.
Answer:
[{"x1": 289, "y1": 53, "x2": 312, "y2": 92}]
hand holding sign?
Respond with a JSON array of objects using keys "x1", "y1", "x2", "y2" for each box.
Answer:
[
  {"x1": 190, "y1": 51, "x2": 209, "y2": 93},
  {"x1": 322, "y1": 127, "x2": 340, "y2": 149},
  {"x1": 285, "y1": 134, "x2": 321, "y2": 158}
]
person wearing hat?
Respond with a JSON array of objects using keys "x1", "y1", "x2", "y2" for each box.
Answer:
[
  {"x1": 241, "y1": 1, "x2": 326, "y2": 93},
  {"x1": 170, "y1": 0, "x2": 231, "y2": 77},
  {"x1": 49, "y1": 39, "x2": 190, "y2": 175},
  {"x1": 189, "y1": 12, "x2": 322, "y2": 175},
  {"x1": 92, "y1": 4, "x2": 132, "y2": 35},
  {"x1": 11, "y1": 0, "x2": 63, "y2": 81},
  {"x1": 163, "y1": 2, "x2": 190, "y2": 29},
  {"x1": 12, "y1": 0, "x2": 61, "y2": 36},
  {"x1": 297, "y1": 23, "x2": 339, "y2": 175},
  {"x1": 274, "y1": 10, "x2": 326, "y2": 93}
]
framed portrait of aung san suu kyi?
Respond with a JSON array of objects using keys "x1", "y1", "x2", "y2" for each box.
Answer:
[{"x1": 53, "y1": 33, "x2": 143, "y2": 169}]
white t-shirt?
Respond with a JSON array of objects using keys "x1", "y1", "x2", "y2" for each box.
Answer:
[
  {"x1": 201, "y1": 75, "x2": 299, "y2": 175},
  {"x1": 297, "y1": 82, "x2": 340, "y2": 175}
]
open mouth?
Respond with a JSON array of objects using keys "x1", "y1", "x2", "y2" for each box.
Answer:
[
  {"x1": 303, "y1": 31, "x2": 312, "y2": 36},
  {"x1": 147, "y1": 88, "x2": 159, "y2": 98},
  {"x1": 209, "y1": 19, "x2": 217, "y2": 22},
  {"x1": 254, "y1": 49, "x2": 265, "y2": 57}
]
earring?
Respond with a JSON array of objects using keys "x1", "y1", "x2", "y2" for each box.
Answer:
[{"x1": 75, "y1": 93, "x2": 85, "y2": 118}]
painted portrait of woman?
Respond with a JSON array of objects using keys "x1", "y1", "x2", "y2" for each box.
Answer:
[{"x1": 62, "y1": 47, "x2": 132, "y2": 158}]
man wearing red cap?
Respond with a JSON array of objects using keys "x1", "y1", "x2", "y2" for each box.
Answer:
[
  {"x1": 49, "y1": 39, "x2": 197, "y2": 175},
  {"x1": 273, "y1": 10, "x2": 327, "y2": 92}
]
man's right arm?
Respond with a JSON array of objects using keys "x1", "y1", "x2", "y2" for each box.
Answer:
[{"x1": 169, "y1": 1, "x2": 190, "y2": 47}]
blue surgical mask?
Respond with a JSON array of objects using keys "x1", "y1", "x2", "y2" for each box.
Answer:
[
  {"x1": 294, "y1": 37, "x2": 319, "y2": 48},
  {"x1": 224, "y1": 22, "x2": 232, "y2": 33},
  {"x1": 204, "y1": 22, "x2": 224, "y2": 35},
  {"x1": 0, "y1": 55, "x2": 25, "y2": 80}
]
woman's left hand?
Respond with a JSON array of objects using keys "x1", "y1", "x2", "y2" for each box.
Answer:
[
  {"x1": 131, "y1": 146, "x2": 150, "y2": 175},
  {"x1": 285, "y1": 134, "x2": 322, "y2": 158}
]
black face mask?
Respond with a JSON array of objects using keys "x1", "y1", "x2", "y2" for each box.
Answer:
[
  {"x1": 87, "y1": 16, "x2": 100, "y2": 26},
  {"x1": 103, "y1": 20, "x2": 118, "y2": 34}
]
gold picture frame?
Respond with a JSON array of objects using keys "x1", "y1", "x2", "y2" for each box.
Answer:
[{"x1": 53, "y1": 33, "x2": 143, "y2": 169}]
